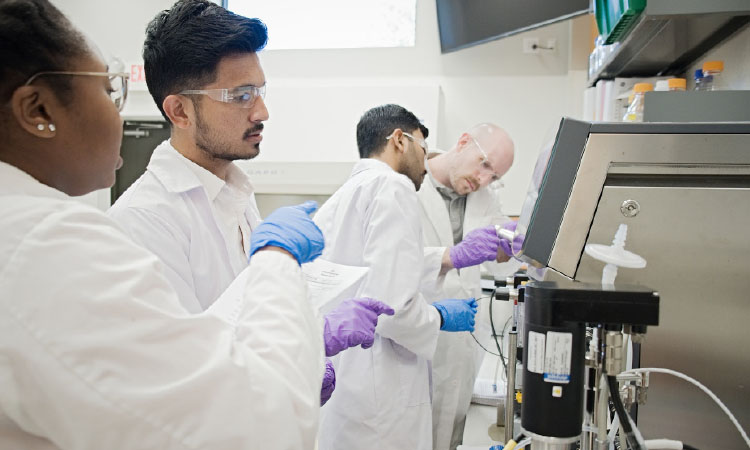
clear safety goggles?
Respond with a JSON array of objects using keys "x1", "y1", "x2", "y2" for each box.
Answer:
[
  {"x1": 179, "y1": 84, "x2": 266, "y2": 109},
  {"x1": 469, "y1": 135, "x2": 502, "y2": 182},
  {"x1": 23, "y1": 58, "x2": 129, "y2": 112},
  {"x1": 386, "y1": 131, "x2": 428, "y2": 157}
]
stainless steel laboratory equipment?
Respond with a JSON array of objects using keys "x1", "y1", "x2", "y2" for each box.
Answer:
[{"x1": 512, "y1": 119, "x2": 750, "y2": 450}]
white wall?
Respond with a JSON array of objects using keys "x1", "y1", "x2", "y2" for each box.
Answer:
[{"x1": 53, "y1": 0, "x2": 591, "y2": 214}]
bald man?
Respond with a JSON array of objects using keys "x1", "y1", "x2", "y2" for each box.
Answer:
[{"x1": 417, "y1": 123, "x2": 519, "y2": 450}]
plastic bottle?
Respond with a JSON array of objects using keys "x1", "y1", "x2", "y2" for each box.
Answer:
[
  {"x1": 694, "y1": 69, "x2": 706, "y2": 91},
  {"x1": 667, "y1": 78, "x2": 686, "y2": 91},
  {"x1": 622, "y1": 83, "x2": 653, "y2": 122},
  {"x1": 654, "y1": 80, "x2": 669, "y2": 91},
  {"x1": 701, "y1": 60, "x2": 725, "y2": 90}
]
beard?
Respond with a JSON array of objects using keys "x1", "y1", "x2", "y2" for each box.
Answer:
[
  {"x1": 399, "y1": 144, "x2": 426, "y2": 191},
  {"x1": 194, "y1": 102, "x2": 262, "y2": 161}
]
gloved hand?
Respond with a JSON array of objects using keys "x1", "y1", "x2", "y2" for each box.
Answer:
[
  {"x1": 498, "y1": 221, "x2": 524, "y2": 258},
  {"x1": 449, "y1": 226, "x2": 501, "y2": 269},
  {"x1": 249, "y1": 201, "x2": 324, "y2": 265},
  {"x1": 323, "y1": 298, "x2": 395, "y2": 357},
  {"x1": 432, "y1": 298, "x2": 478, "y2": 332},
  {"x1": 321, "y1": 359, "x2": 336, "y2": 405}
]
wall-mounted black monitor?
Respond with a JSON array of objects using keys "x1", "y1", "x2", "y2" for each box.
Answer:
[{"x1": 437, "y1": 0, "x2": 589, "y2": 53}]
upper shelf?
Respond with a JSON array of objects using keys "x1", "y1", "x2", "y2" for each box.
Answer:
[{"x1": 588, "y1": 0, "x2": 750, "y2": 86}]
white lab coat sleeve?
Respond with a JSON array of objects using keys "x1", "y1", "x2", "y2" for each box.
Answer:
[
  {"x1": 420, "y1": 246, "x2": 448, "y2": 301},
  {"x1": 108, "y1": 206, "x2": 202, "y2": 313},
  {"x1": 357, "y1": 179, "x2": 441, "y2": 359},
  {"x1": 0, "y1": 207, "x2": 323, "y2": 450}
]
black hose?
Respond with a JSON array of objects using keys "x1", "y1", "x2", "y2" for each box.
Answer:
[
  {"x1": 607, "y1": 375, "x2": 643, "y2": 450},
  {"x1": 488, "y1": 287, "x2": 507, "y2": 375}
]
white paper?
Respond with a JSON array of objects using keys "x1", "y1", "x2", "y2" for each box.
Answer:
[
  {"x1": 301, "y1": 258, "x2": 369, "y2": 313},
  {"x1": 205, "y1": 259, "x2": 368, "y2": 325}
]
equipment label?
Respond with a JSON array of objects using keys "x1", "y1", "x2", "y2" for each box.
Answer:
[
  {"x1": 527, "y1": 331, "x2": 546, "y2": 374},
  {"x1": 543, "y1": 331, "x2": 572, "y2": 383}
]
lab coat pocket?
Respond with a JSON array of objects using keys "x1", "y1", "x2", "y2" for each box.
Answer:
[{"x1": 378, "y1": 338, "x2": 431, "y2": 409}]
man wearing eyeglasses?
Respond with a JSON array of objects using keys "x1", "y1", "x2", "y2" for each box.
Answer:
[
  {"x1": 314, "y1": 104, "x2": 480, "y2": 450},
  {"x1": 108, "y1": 0, "x2": 395, "y2": 410},
  {"x1": 417, "y1": 123, "x2": 519, "y2": 450},
  {"x1": 108, "y1": 1, "x2": 269, "y2": 314}
]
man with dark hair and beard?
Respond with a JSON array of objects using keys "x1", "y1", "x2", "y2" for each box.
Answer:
[
  {"x1": 109, "y1": 0, "x2": 393, "y2": 408},
  {"x1": 108, "y1": 0, "x2": 271, "y2": 313}
]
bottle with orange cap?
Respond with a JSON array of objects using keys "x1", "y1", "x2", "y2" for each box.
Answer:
[
  {"x1": 622, "y1": 82, "x2": 653, "y2": 122},
  {"x1": 701, "y1": 61, "x2": 725, "y2": 90},
  {"x1": 668, "y1": 78, "x2": 686, "y2": 91}
]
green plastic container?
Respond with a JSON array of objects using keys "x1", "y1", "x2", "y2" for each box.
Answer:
[{"x1": 594, "y1": 0, "x2": 647, "y2": 44}]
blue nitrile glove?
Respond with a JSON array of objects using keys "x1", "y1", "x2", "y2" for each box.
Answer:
[
  {"x1": 249, "y1": 201, "x2": 324, "y2": 265},
  {"x1": 498, "y1": 221, "x2": 524, "y2": 257},
  {"x1": 323, "y1": 298, "x2": 395, "y2": 357},
  {"x1": 432, "y1": 298, "x2": 478, "y2": 332},
  {"x1": 321, "y1": 359, "x2": 336, "y2": 405},
  {"x1": 450, "y1": 226, "x2": 501, "y2": 269}
]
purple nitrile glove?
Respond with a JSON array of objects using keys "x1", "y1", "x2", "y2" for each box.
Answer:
[
  {"x1": 498, "y1": 221, "x2": 523, "y2": 257},
  {"x1": 449, "y1": 226, "x2": 502, "y2": 269},
  {"x1": 321, "y1": 359, "x2": 336, "y2": 405},
  {"x1": 323, "y1": 297, "x2": 395, "y2": 357}
]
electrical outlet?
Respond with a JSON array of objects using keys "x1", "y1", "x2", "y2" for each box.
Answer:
[{"x1": 523, "y1": 38, "x2": 539, "y2": 54}]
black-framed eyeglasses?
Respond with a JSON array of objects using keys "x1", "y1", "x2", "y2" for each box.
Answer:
[{"x1": 23, "y1": 59, "x2": 129, "y2": 112}]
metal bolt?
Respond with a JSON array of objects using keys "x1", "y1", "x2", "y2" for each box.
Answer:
[{"x1": 621, "y1": 199, "x2": 641, "y2": 218}]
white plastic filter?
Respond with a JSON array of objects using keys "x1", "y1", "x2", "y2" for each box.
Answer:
[{"x1": 584, "y1": 224, "x2": 646, "y2": 286}]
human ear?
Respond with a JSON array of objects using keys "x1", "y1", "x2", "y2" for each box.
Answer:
[
  {"x1": 455, "y1": 133, "x2": 472, "y2": 153},
  {"x1": 390, "y1": 129, "x2": 407, "y2": 154},
  {"x1": 163, "y1": 94, "x2": 192, "y2": 129},
  {"x1": 10, "y1": 85, "x2": 58, "y2": 139}
]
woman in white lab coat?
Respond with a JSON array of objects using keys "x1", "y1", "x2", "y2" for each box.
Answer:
[{"x1": 0, "y1": 2, "x2": 324, "y2": 449}]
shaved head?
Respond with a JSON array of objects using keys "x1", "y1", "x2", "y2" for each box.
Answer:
[
  {"x1": 427, "y1": 122, "x2": 515, "y2": 195},
  {"x1": 467, "y1": 123, "x2": 514, "y2": 179}
]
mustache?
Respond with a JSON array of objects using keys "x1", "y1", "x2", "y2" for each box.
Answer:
[{"x1": 243, "y1": 123, "x2": 264, "y2": 140}]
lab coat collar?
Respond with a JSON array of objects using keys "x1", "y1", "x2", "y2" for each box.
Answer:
[
  {"x1": 147, "y1": 140, "x2": 254, "y2": 202},
  {"x1": 0, "y1": 160, "x2": 71, "y2": 200},
  {"x1": 351, "y1": 158, "x2": 395, "y2": 177}
]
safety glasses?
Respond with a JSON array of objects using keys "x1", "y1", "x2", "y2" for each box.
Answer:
[
  {"x1": 179, "y1": 84, "x2": 266, "y2": 109},
  {"x1": 386, "y1": 131, "x2": 428, "y2": 156},
  {"x1": 23, "y1": 58, "x2": 129, "y2": 112},
  {"x1": 469, "y1": 135, "x2": 502, "y2": 182}
]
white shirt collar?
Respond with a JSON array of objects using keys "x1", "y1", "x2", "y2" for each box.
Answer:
[{"x1": 147, "y1": 140, "x2": 254, "y2": 202}]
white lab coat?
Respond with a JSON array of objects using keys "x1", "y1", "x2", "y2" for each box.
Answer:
[
  {"x1": 108, "y1": 140, "x2": 262, "y2": 313},
  {"x1": 314, "y1": 159, "x2": 445, "y2": 450},
  {"x1": 417, "y1": 173, "x2": 520, "y2": 450},
  {"x1": 0, "y1": 161, "x2": 323, "y2": 450}
]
